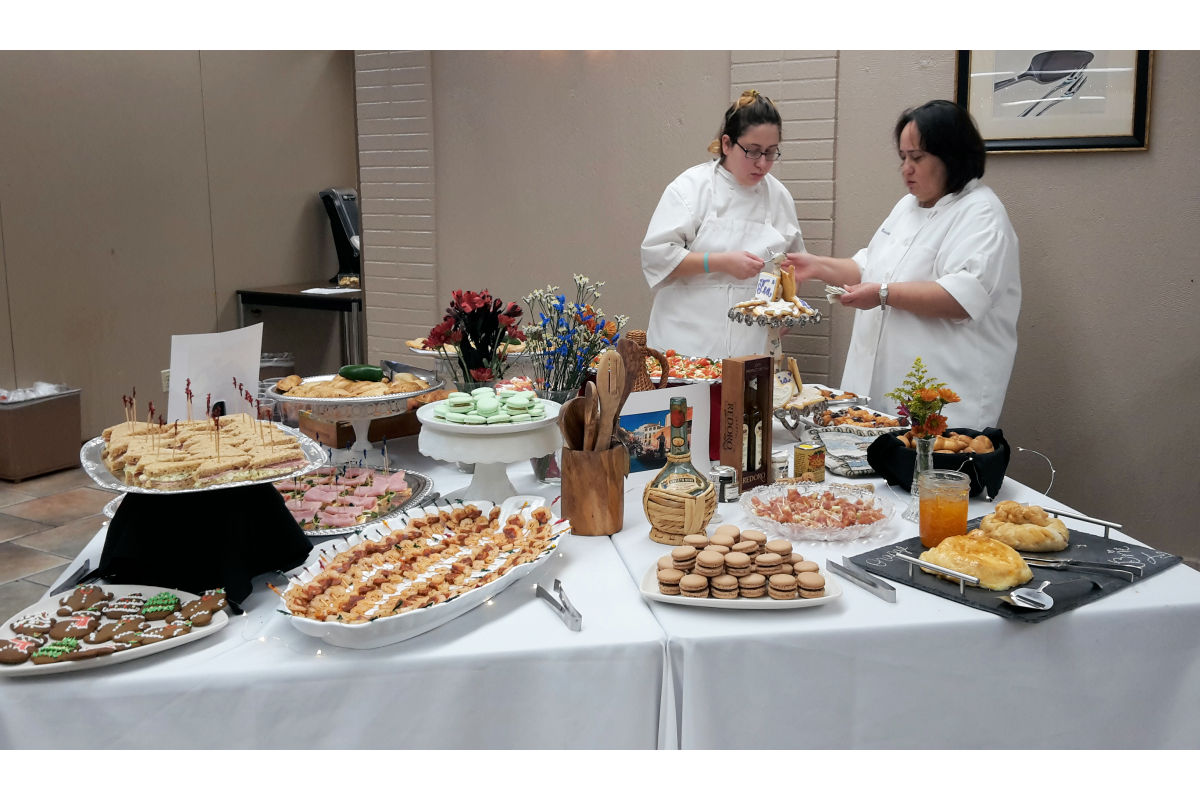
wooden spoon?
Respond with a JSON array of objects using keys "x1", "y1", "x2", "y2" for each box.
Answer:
[
  {"x1": 557, "y1": 397, "x2": 586, "y2": 451},
  {"x1": 583, "y1": 381, "x2": 599, "y2": 451}
]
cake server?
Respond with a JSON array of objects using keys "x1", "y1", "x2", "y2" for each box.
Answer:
[{"x1": 826, "y1": 558, "x2": 896, "y2": 603}]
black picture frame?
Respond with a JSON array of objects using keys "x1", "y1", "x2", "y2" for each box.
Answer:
[{"x1": 955, "y1": 50, "x2": 1152, "y2": 153}]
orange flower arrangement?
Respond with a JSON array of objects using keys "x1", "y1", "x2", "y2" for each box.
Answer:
[{"x1": 885, "y1": 357, "x2": 961, "y2": 438}]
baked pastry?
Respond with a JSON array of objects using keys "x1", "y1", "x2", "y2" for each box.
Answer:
[
  {"x1": 919, "y1": 531, "x2": 1033, "y2": 591},
  {"x1": 977, "y1": 501, "x2": 1070, "y2": 552}
]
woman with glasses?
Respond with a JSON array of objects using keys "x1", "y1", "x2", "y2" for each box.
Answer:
[
  {"x1": 641, "y1": 90, "x2": 807, "y2": 359},
  {"x1": 786, "y1": 99, "x2": 1020, "y2": 428}
]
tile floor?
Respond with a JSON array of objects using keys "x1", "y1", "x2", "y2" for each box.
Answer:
[{"x1": 0, "y1": 467, "x2": 111, "y2": 622}]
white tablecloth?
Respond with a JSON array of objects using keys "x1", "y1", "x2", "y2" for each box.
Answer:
[
  {"x1": 0, "y1": 446, "x2": 666, "y2": 749},
  {"x1": 610, "y1": 423, "x2": 1200, "y2": 749}
]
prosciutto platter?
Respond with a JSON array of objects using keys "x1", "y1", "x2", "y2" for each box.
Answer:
[{"x1": 274, "y1": 466, "x2": 432, "y2": 536}]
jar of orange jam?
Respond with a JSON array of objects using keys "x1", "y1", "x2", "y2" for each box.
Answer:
[{"x1": 918, "y1": 469, "x2": 970, "y2": 547}]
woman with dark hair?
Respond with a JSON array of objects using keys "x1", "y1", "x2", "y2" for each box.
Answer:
[
  {"x1": 641, "y1": 90, "x2": 807, "y2": 358},
  {"x1": 788, "y1": 99, "x2": 1020, "y2": 428}
]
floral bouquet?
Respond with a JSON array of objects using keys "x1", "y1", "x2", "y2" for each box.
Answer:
[
  {"x1": 885, "y1": 357, "x2": 961, "y2": 439},
  {"x1": 425, "y1": 290, "x2": 525, "y2": 387},
  {"x1": 522, "y1": 275, "x2": 629, "y2": 394}
]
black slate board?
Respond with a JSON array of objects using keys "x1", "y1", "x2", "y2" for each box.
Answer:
[{"x1": 850, "y1": 519, "x2": 1181, "y2": 623}]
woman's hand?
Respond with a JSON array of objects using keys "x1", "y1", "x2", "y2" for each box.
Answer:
[
  {"x1": 840, "y1": 282, "x2": 883, "y2": 310},
  {"x1": 785, "y1": 252, "x2": 862, "y2": 286},
  {"x1": 785, "y1": 252, "x2": 825, "y2": 283},
  {"x1": 718, "y1": 251, "x2": 766, "y2": 280}
]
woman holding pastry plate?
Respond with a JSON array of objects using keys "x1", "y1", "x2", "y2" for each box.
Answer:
[
  {"x1": 641, "y1": 89, "x2": 808, "y2": 360},
  {"x1": 787, "y1": 100, "x2": 1021, "y2": 428}
]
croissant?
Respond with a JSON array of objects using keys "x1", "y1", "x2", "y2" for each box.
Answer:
[{"x1": 977, "y1": 501, "x2": 1069, "y2": 552}]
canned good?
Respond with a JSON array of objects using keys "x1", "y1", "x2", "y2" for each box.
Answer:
[
  {"x1": 792, "y1": 443, "x2": 826, "y2": 482},
  {"x1": 709, "y1": 465, "x2": 739, "y2": 502},
  {"x1": 770, "y1": 450, "x2": 789, "y2": 482}
]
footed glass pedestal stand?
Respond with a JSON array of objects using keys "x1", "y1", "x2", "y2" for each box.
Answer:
[{"x1": 415, "y1": 401, "x2": 563, "y2": 503}]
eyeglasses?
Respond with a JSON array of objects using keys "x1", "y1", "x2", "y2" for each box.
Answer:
[{"x1": 734, "y1": 141, "x2": 783, "y2": 162}]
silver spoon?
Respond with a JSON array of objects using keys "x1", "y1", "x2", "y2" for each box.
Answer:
[{"x1": 1005, "y1": 580, "x2": 1054, "y2": 611}]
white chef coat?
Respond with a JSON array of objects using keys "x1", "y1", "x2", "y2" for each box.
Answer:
[
  {"x1": 841, "y1": 179, "x2": 1021, "y2": 429},
  {"x1": 641, "y1": 160, "x2": 806, "y2": 359}
]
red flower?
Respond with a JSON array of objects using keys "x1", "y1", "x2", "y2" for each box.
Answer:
[
  {"x1": 469, "y1": 367, "x2": 494, "y2": 381},
  {"x1": 425, "y1": 317, "x2": 455, "y2": 349}
]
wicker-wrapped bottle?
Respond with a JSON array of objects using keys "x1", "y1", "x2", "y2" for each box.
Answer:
[{"x1": 643, "y1": 397, "x2": 716, "y2": 544}]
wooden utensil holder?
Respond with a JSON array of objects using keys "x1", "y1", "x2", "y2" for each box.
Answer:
[
  {"x1": 642, "y1": 482, "x2": 716, "y2": 546},
  {"x1": 560, "y1": 442, "x2": 629, "y2": 536}
]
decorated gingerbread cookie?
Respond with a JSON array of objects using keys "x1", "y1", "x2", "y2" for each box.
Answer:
[
  {"x1": 0, "y1": 634, "x2": 45, "y2": 665},
  {"x1": 30, "y1": 637, "x2": 81, "y2": 664},
  {"x1": 179, "y1": 588, "x2": 228, "y2": 627},
  {"x1": 84, "y1": 616, "x2": 148, "y2": 644},
  {"x1": 10, "y1": 611, "x2": 55, "y2": 637},
  {"x1": 159, "y1": 620, "x2": 193, "y2": 639},
  {"x1": 56, "y1": 584, "x2": 114, "y2": 616},
  {"x1": 48, "y1": 610, "x2": 102, "y2": 641},
  {"x1": 114, "y1": 628, "x2": 167, "y2": 647},
  {"x1": 141, "y1": 592, "x2": 181, "y2": 621},
  {"x1": 104, "y1": 593, "x2": 146, "y2": 619}
]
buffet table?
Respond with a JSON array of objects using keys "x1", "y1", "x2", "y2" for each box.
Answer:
[
  {"x1": 4, "y1": 424, "x2": 1199, "y2": 749},
  {"x1": 609, "y1": 421, "x2": 1200, "y2": 749},
  {"x1": 0, "y1": 447, "x2": 666, "y2": 749}
]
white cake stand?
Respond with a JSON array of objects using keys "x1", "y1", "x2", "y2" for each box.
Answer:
[{"x1": 415, "y1": 401, "x2": 562, "y2": 503}]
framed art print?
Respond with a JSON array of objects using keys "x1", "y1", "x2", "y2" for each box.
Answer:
[{"x1": 955, "y1": 50, "x2": 1152, "y2": 153}]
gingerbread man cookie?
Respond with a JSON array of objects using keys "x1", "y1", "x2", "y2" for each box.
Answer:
[
  {"x1": 114, "y1": 628, "x2": 167, "y2": 647},
  {"x1": 158, "y1": 620, "x2": 193, "y2": 639},
  {"x1": 179, "y1": 588, "x2": 228, "y2": 627},
  {"x1": 0, "y1": 634, "x2": 45, "y2": 665},
  {"x1": 48, "y1": 610, "x2": 102, "y2": 641},
  {"x1": 10, "y1": 611, "x2": 55, "y2": 637},
  {"x1": 56, "y1": 584, "x2": 113, "y2": 616},
  {"x1": 84, "y1": 616, "x2": 149, "y2": 644},
  {"x1": 103, "y1": 593, "x2": 146, "y2": 619}
]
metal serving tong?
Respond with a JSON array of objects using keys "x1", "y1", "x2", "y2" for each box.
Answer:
[
  {"x1": 825, "y1": 558, "x2": 896, "y2": 603},
  {"x1": 536, "y1": 578, "x2": 582, "y2": 631}
]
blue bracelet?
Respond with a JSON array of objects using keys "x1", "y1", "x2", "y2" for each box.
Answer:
[{"x1": 703, "y1": 252, "x2": 710, "y2": 273}]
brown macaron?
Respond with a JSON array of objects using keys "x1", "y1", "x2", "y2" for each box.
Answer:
[
  {"x1": 658, "y1": 568, "x2": 684, "y2": 596},
  {"x1": 710, "y1": 574, "x2": 740, "y2": 599},
  {"x1": 658, "y1": 555, "x2": 675, "y2": 571},
  {"x1": 768, "y1": 573, "x2": 799, "y2": 600},
  {"x1": 672, "y1": 545, "x2": 698, "y2": 571},
  {"x1": 694, "y1": 550, "x2": 726, "y2": 577},
  {"x1": 789, "y1": 553, "x2": 806, "y2": 565},
  {"x1": 755, "y1": 552, "x2": 784, "y2": 575},
  {"x1": 740, "y1": 529, "x2": 767, "y2": 547},
  {"x1": 724, "y1": 551, "x2": 753, "y2": 577},
  {"x1": 713, "y1": 524, "x2": 742, "y2": 542},
  {"x1": 683, "y1": 534, "x2": 711, "y2": 549},
  {"x1": 765, "y1": 539, "x2": 793, "y2": 559},
  {"x1": 680, "y1": 573, "x2": 710, "y2": 598},
  {"x1": 709, "y1": 533, "x2": 737, "y2": 549},
  {"x1": 738, "y1": 573, "x2": 767, "y2": 598},
  {"x1": 732, "y1": 540, "x2": 759, "y2": 556},
  {"x1": 778, "y1": 562, "x2": 794, "y2": 575},
  {"x1": 703, "y1": 544, "x2": 731, "y2": 555},
  {"x1": 794, "y1": 560, "x2": 820, "y2": 575},
  {"x1": 798, "y1": 571, "x2": 826, "y2": 598}
]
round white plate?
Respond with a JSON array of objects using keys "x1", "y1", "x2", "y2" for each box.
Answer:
[
  {"x1": 639, "y1": 565, "x2": 842, "y2": 610},
  {"x1": 416, "y1": 398, "x2": 560, "y2": 435},
  {"x1": 1, "y1": 584, "x2": 229, "y2": 677}
]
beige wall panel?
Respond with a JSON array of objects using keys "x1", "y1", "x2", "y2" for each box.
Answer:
[
  {"x1": 434, "y1": 51, "x2": 729, "y2": 334},
  {"x1": 0, "y1": 215, "x2": 13, "y2": 387},
  {"x1": 832, "y1": 50, "x2": 1200, "y2": 557},
  {"x1": 0, "y1": 51, "x2": 215, "y2": 437},
  {"x1": 199, "y1": 51, "x2": 360, "y2": 336}
]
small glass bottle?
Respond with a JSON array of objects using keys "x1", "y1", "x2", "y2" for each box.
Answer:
[
  {"x1": 649, "y1": 397, "x2": 711, "y2": 496},
  {"x1": 748, "y1": 377, "x2": 764, "y2": 471}
]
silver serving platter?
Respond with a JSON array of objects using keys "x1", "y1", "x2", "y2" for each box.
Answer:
[
  {"x1": 80, "y1": 423, "x2": 328, "y2": 496},
  {"x1": 727, "y1": 302, "x2": 822, "y2": 328},
  {"x1": 276, "y1": 468, "x2": 435, "y2": 539},
  {"x1": 268, "y1": 373, "x2": 444, "y2": 420}
]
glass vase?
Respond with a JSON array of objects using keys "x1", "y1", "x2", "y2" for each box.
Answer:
[
  {"x1": 531, "y1": 387, "x2": 580, "y2": 484},
  {"x1": 903, "y1": 435, "x2": 935, "y2": 522}
]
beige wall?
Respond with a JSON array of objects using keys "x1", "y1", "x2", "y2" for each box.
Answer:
[{"x1": 0, "y1": 51, "x2": 358, "y2": 437}]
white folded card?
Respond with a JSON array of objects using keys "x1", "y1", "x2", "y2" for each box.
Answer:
[{"x1": 301, "y1": 287, "x2": 359, "y2": 295}]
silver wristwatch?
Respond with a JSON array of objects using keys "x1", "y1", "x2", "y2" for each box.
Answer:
[{"x1": 879, "y1": 282, "x2": 889, "y2": 308}]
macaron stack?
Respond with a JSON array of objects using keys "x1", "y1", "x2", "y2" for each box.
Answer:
[
  {"x1": 655, "y1": 523, "x2": 826, "y2": 601},
  {"x1": 432, "y1": 387, "x2": 548, "y2": 426}
]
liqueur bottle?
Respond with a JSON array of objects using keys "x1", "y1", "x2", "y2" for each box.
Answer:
[
  {"x1": 649, "y1": 397, "x2": 711, "y2": 497},
  {"x1": 749, "y1": 377, "x2": 764, "y2": 471},
  {"x1": 742, "y1": 379, "x2": 757, "y2": 473}
]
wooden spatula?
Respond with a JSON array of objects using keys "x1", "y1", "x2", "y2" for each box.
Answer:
[
  {"x1": 583, "y1": 381, "x2": 599, "y2": 451},
  {"x1": 594, "y1": 350, "x2": 625, "y2": 450}
]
